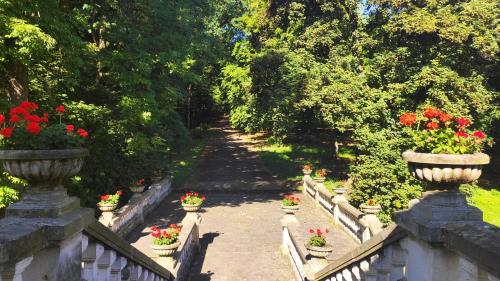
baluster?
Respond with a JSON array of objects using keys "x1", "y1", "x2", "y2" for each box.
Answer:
[
  {"x1": 110, "y1": 257, "x2": 127, "y2": 281},
  {"x1": 97, "y1": 249, "x2": 117, "y2": 280},
  {"x1": 129, "y1": 263, "x2": 142, "y2": 281},
  {"x1": 82, "y1": 242, "x2": 105, "y2": 281}
]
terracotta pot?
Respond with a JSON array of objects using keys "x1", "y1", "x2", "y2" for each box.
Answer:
[
  {"x1": 129, "y1": 185, "x2": 145, "y2": 193},
  {"x1": 360, "y1": 204, "x2": 381, "y2": 215},
  {"x1": 97, "y1": 202, "x2": 118, "y2": 212},
  {"x1": 402, "y1": 151, "x2": 490, "y2": 189},
  {"x1": 151, "y1": 240, "x2": 181, "y2": 257},
  {"x1": 0, "y1": 148, "x2": 88, "y2": 186},
  {"x1": 182, "y1": 203, "x2": 202, "y2": 212},
  {"x1": 305, "y1": 243, "x2": 333, "y2": 258},
  {"x1": 281, "y1": 204, "x2": 299, "y2": 215}
]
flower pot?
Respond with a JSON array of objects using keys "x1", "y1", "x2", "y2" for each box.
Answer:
[
  {"x1": 129, "y1": 185, "x2": 145, "y2": 193},
  {"x1": 302, "y1": 169, "x2": 312, "y2": 175},
  {"x1": 360, "y1": 204, "x2": 381, "y2": 215},
  {"x1": 151, "y1": 241, "x2": 181, "y2": 257},
  {"x1": 281, "y1": 204, "x2": 299, "y2": 215},
  {"x1": 304, "y1": 243, "x2": 333, "y2": 258},
  {"x1": 0, "y1": 149, "x2": 88, "y2": 217},
  {"x1": 97, "y1": 202, "x2": 118, "y2": 212},
  {"x1": 402, "y1": 151, "x2": 490, "y2": 189},
  {"x1": 182, "y1": 203, "x2": 202, "y2": 212},
  {"x1": 314, "y1": 177, "x2": 326, "y2": 183}
]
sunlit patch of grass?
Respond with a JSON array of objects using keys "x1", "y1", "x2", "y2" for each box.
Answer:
[
  {"x1": 470, "y1": 187, "x2": 500, "y2": 227},
  {"x1": 171, "y1": 136, "x2": 208, "y2": 188},
  {"x1": 338, "y1": 147, "x2": 356, "y2": 160}
]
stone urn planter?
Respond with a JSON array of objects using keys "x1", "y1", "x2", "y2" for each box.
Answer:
[
  {"x1": 314, "y1": 177, "x2": 326, "y2": 183},
  {"x1": 360, "y1": 204, "x2": 382, "y2": 215},
  {"x1": 97, "y1": 202, "x2": 118, "y2": 212},
  {"x1": 281, "y1": 204, "x2": 299, "y2": 215},
  {"x1": 402, "y1": 151, "x2": 490, "y2": 188},
  {"x1": 304, "y1": 243, "x2": 333, "y2": 258},
  {"x1": 151, "y1": 241, "x2": 181, "y2": 257},
  {"x1": 0, "y1": 148, "x2": 89, "y2": 217},
  {"x1": 129, "y1": 185, "x2": 145, "y2": 193},
  {"x1": 302, "y1": 169, "x2": 312, "y2": 176},
  {"x1": 182, "y1": 203, "x2": 202, "y2": 212}
]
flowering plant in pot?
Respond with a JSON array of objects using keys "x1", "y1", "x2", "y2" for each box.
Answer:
[
  {"x1": 150, "y1": 224, "x2": 182, "y2": 256},
  {"x1": 97, "y1": 190, "x2": 123, "y2": 212},
  {"x1": 314, "y1": 169, "x2": 327, "y2": 183},
  {"x1": 399, "y1": 107, "x2": 490, "y2": 187},
  {"x1": 305, "y1": 228, "x2": 333, "y2": 258},
  {"x1": 0, "y1": 101, "x2": 89, "y2": 216},
  {"x1": 181, "y1": 192, "x2": 206, "y2": 212},
  {"x1": 360, "y1": 199, "x2": 381, "y2": 215},
  {"x1": 281, "y1": 195, "x2": 301, "y2": 214},
  {"x1": 302, "y1": 164, "x2": 313, "y2": 175},
  {"x1": 129, "y1": 178, "x2": 146, "y2": 193}
]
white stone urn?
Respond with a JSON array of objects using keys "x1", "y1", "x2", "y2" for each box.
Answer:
[
  {"x1": 402, "y1": 151, "x2": 490, "y2": 189},
  {"x1": 151, "y1": 241, "x2": 181, "y2": 257},
  {"x1": 302, "y1": 169, "x2": 312, "y2": 175},
  {"x1": 0, "y1": 148, "x2": 89, "y2": 217},
  {"x1": 129, "y1": 185, "x2": 145, "y2": 193},
  {"x1": 182, "y1": 203, "x2": 202, "y2": 212},
  {"x1": 360, "y1": 203, "x2": 382, "y2": 215},
  {"x1": 305, "y1": 243, "x2": 333, "y2": 258},
  {"x1": 314, "y1": 177, "x2": 326, "y2": 183},
  {"x1": 97, "y1": 202, "x2": 118, "y2": 212},
  {"x1": 281, "y1": 204, "x2": 299, "y2": 215}
]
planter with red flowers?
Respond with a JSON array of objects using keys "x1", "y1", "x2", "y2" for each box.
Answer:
[
  {"x1": 180, "y1": 192, "x2": 206, "y2": 212},
  {"x1": 399, "y1": 107, "x2": 490, "y2": 189},
  {"x1": 302, "y1": 164, "x2": 313, "y2": 176},
  {"x1": 314, "y1": 169, "x2": 327, "y2": 183},
  {"x1": 360, "y1": 199, "x2": 381, "y2": 215},
  {"x1": 0, "y1": 101, "x2": 89, "y2": 217},
  {"x1": 281, "y1": 195, "x2": 301, "y2": 215},
  {"x1": 130, "y1": 178, "x2": 146, "y2": 193},
  {"x1": 150, "y1": 224, "x2": 182, "y2": 257},
  {"x1": 305, "y1": 228, "x2": 333, "y2": 258},
  {"x1": 97, "y1": 190, "x2": 123, "y2": 212}
]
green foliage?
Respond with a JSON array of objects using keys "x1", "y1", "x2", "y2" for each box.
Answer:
[
  {"x1": 309, "y1": 235, "x2": 326, "y2": 247},
  {"x1": 0, "y1": 186, "x2": 19, "y2": 209},
  {"x1": 468, "y1": 185, "x2": 500, "y2": 227}
]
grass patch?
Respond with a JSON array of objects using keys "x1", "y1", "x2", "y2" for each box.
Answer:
[
  {"x1": 170, "y1": 135, "x2": 208, "y2": 188},
  {"x1": 255, "y1": 140, "x2": 355, "y2": 189},
  {"x1": 470, "y1": 186, "x2": 500, "y2": 227}
]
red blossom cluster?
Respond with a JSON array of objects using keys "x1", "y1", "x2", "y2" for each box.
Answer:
[
  {"x1": 99, "y1": 190, "x2": 123, "y2": 204},
  {"x1": 309, "y1": 227, "x2": 330, "y2": 237},
  {"x1": 0, "y1": 101, "x2": 88, "y2": 139},
  {"x1": 283, "y1": 195, "x2": 301, "y2": 203},
  {"x1": 303, "y1": 164, "x2": 312, "y2": 171},
  {"x1": 134, "y1": 178, "x2": 145, "y2": 186},
  {"x1": 150, "y1": 224, "x2": 181, "y2": 239},
  {"x1": 399, "y1": 107, "x2": 486, "y2": 139},
  {"x1": 316, "y1": 169, "x2": 327, "y2": 177},
  {"x1": 180, "y1": 192, "x2": 206, "y2": 201}
]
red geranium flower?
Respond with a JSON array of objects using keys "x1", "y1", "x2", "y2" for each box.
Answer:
[
  {"x1": 423, "y1": 107, "x2": 441, "y2": 119},
  {"x1": 0, "y1": 127, "x2": 14, "y2": 138},
  {"x1": 456, "y1": 131, "x2": 468, "y2": 138},
  {"x1": 426, "y1": 122, "x2": 439, "y2": 130},
  {"x1": 25, "y1": 115, "x2": 41, "y2": 123},
  {"x1": 77, "y1": 128, "x2": 88, "y2": 138},
  {"x1": 180, "y1": 196, "x2": 186, "y2": 201},
  {"x1": 117, "y1": 190, "x2": 123, "y2": 196},
  {"x1": 26, "y1": 122, "x2": 41, "y2": 135},
  {"x1": 473, "y1": 131, "x2": 486, "y2": 139},
  {"x1": 55, "y1": 105, "x2": 65, "y2": 113},
  {"x1": 439, "y1": 113, "x2": 453, "y2": 123},
  {"x1": 399, "y1": 112, "x2": 417, "y2": 126},
  {"x1": 41, "y1": 112, "x2": 49, "y2": 123},
  {"x1": 9, "y1": 115, "x2": 21, "y2": 123},
  {"x1": 456, "y1": 117, "x2": 471, "y2": 127},
  {"x1": 20, "y1": 101, "x2": 38, "y2": 112},
  {"x1": 10, "y1": 107, "x2": 29, "y2": 117},
  {"x1": 66, "y1": 124, "x2": 75, "y2": 133},
  {"x1": 201, "y1": 196, "x2": 206, "y2": 201},
  {"x1": 0, "y1": 114, "x2": 5, "y2": 124}
]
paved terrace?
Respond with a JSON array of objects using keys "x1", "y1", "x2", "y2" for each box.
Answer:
[{"x1": 126, "y1": 121, "x2": 358, "y2": 280}]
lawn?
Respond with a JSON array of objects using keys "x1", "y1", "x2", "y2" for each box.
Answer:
[
  {"x1": 470, "y1": 187, "x2": 500, "y2": 227},
  {"x1": 253, "y1": 140, "x2": 354, "y2": 191},
  {"x1": 170, "y1": 133, "x2": 209, "y2": 188}
]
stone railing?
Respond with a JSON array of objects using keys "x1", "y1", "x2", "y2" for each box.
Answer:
[
  {"x1": 302, "y1": 173, "x2": 382, "y2": 243},
  {"x1": 83, "y1": 221, "x2": 173, "y2": 281},
  {"x1": 100, "y1": 177, "x2": 171, "y2": 237}
]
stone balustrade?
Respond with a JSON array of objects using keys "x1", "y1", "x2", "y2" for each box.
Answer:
[
  {"x1": 100, "y1": 178, "x2": 171, "y2": 237},
  {"x1": 302, "y1": 173, "x2": 382, "y2": 243},
  {"x1": 83, "y1": 221, "x2": 173, "y2": 281}
]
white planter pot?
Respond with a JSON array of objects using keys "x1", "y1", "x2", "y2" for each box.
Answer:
[
  {"x1": 281, "y1": 204, "x2": 299, "y2": 215},
  {"x1": 151, "y1": 240, "x2": 181, "y2": 257},
  {"x1": 182, "y1": 203, "x2": 202, "y2": 212},
  {"x1": 305, "y1": 243, "x2": 333, "y2": 258}
]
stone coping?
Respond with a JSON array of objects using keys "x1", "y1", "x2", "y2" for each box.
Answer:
[
  {"x1": 311, "y1": 224, "x2": 407, "y2": 280},
  {"x1": 402, "y1": 150, "x2": 490, "y2": 165},
  {"x1": 171, "y1": 220, "x2": 197, "y2": 270},
  {"x1": 337, "y1": 201, "x2": 363, "y2": 219},
  {"x1": 0, "y1": 148, "x2": 89, "y2": 160},
  {"x1": 286, "y1": 224, "x2": 308, "y2": 264},
  {"x1": 317, "y1": 186, "x2": 334, "y2": 200},
  {"x1": 85, "y1": 221, "x2": 173, "y2": 279},
  {"x1": 444, "y1": 222, "x2": 500, "y2": 277}
]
